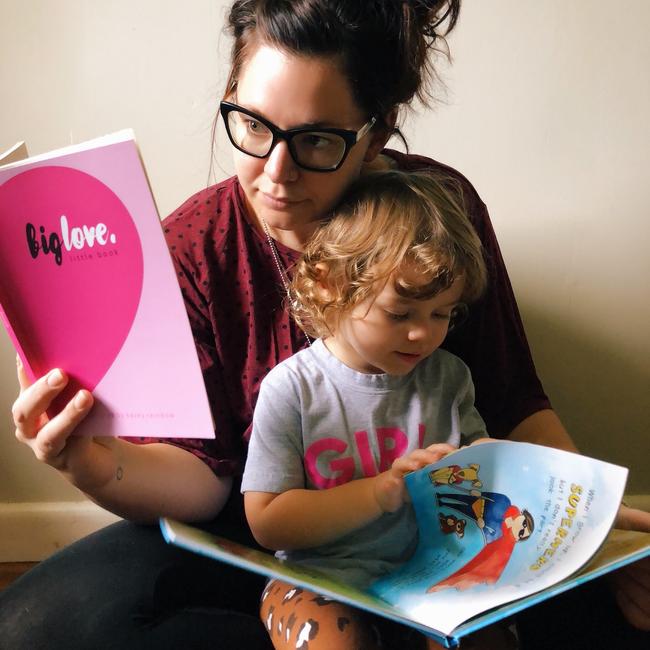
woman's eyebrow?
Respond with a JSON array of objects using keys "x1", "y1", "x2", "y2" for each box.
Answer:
[
  {"x1": 231, "y1": 102, "x2": 343, "y2": 130},
  {"x1": 290, "y1": 120, "x2": 339, "y2": 130}
]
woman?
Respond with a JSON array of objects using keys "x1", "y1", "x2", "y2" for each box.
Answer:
[{"x1": 2, "y1": 2, "x2": 648, "y2": 649}]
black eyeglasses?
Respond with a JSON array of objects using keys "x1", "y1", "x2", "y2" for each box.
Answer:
[{"x1": 220, "y1": 101, "x2": 376, "y2": 172}]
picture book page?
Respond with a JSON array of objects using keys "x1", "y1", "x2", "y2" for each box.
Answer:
[
  {"x1": 369, "y1": 441, "x2": 628, "y2": 636},
  {"x1": 159, "y1": 518, "x2": 433, "y2": 637}
]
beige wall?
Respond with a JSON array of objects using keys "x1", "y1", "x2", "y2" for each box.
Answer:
[{"x1": 0, "y1": 0, "x2": 648, "y2": 506}]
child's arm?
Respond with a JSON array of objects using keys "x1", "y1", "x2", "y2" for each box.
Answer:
[{"x1": 244, "y1": 443, "x2": 454, "y2": 551}]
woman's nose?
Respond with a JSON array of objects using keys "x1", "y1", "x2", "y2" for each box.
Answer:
[{"x1": 264, "y1": 140, "x2": 299, "y2": 183}]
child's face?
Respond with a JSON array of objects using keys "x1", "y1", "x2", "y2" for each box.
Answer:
[{"x1": 326, "y1": 268, "x2": 466, "y2": 375}]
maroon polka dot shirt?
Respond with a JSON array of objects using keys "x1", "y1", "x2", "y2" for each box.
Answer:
[{"x1": 135, "y1": 150, "x2": 550, "y2": 477}]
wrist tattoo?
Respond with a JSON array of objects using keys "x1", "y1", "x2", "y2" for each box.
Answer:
[{"x1": 116, "y1": 465, "x2": 124, "y2": 481}]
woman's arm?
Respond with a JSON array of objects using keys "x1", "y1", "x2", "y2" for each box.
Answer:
[
  {"x1": 80, "y1": 439, "x2": 231, "y2": 523},
  {"x1": 509, "y1": 407, "x2": 650, "y2": 630},
  {"x1": 13, "y1": 364, "x2": 231, "y2": 524},
  {"x1": 507, "y1": 408, "x2": 578, "y2": 452}
]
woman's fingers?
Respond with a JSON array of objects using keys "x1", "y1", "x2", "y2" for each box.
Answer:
[
  {"x1": 16, "y1": 355, "x2": 31, "y2": 392},
  {"x1": 13, "y1": 365, "x2": 94, "y2": 467},
  {"x1": 12, "y1": 368, "x2": 69, "y2": 440},
  {"x1": 615, "y1": 504, "x2": 650, "y2": 532},
  {"x1": 28, "y1": 390, "x2": 94, "y2": 466},
  {"x1": 611, "y1": 559, "x2": 650, "y2": 630}
]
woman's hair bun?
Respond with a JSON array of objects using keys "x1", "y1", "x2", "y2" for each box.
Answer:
[
  {"x1": 224, "y1": 0, "x2": 463, "y2": 139},
  {"x1": 404, "y1": 0, "x2": 461, "y2": 42}
]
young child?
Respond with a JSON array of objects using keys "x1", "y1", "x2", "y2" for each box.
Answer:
[{"x1": 242, "y1": 170, "x2": 489, "y2": 650}]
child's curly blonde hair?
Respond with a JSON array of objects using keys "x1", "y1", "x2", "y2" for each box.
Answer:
[{"x1": 290, "y1": 170, "x2": 487, "y2": 339}]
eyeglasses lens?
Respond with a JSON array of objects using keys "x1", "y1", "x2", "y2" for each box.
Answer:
[
  {"x1": 226, "y1": 110, "x2": 346, "y2": 170},
  {"x1": 227, "y1": 111, "x2": 272, "y2": 156},
  {"x1": 291, "y1": 132, "x2": 346, "y2": 170}
]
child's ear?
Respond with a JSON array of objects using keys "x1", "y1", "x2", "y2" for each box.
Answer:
[{"x1": 314, "y1": 263, "x2": 333, "y2": 301}]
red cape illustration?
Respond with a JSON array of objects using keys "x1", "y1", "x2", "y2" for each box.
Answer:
[{"x1": 427, "y1": 506, "x2": 520, "y2": 592}]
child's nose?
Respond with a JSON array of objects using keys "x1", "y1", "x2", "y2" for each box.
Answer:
[{"x1": 407, "y1": 321, "x2": 433, "y2": 342}]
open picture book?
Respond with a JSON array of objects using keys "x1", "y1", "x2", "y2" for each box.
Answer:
[
  {"x1": 0, "y1": 131, "x2": 213, "y2": 438},
  {"x1": 160, "y1": 441, "x2": 650, "y2": 648}
]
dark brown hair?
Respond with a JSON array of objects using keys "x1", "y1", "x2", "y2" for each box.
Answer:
[{"x1": 223, "y1": 1, "x2": 461, "y2": 133}]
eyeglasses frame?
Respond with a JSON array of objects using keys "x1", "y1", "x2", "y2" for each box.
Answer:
[{"x1": 219, "y1": 101, "x2": 377, "y2": 172}]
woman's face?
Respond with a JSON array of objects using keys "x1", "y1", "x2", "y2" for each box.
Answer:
[{"x1": 230, "y1": 44, "x2": 385, "y2": 244}]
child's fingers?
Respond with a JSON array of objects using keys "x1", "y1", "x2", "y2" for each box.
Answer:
[
  {"x1": 374, "y1": 471, "x2": 408, "y2": 513},
  {"x1": 392, "y1": 447, "x2": 452, "y2": 476},
  {"x1": 424, "y1": 442, "x2": 457, "y2": 457},
  {"x1": 469, "y1": 437, "x2": 497, "y2": 446},
  {"x1": 390, "y1": 443, "x2": 461, "y2": 480},
  {"x1": 391, "y1": 456, "x2": 421, "y2": 476},
  {"x1": 411, "y1": 444, "x2": 457, "y2": 467},
  {"x1": 410, "y1": 448, "x2": 444, "y2": 465}
]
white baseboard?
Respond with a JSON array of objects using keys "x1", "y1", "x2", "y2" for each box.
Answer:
[
  {"x1": 1, "y1": 495, "x2": 649, "y2": 563},
  {"x1": 0, "y1": 501, "x2": 122, "y2": 562}
]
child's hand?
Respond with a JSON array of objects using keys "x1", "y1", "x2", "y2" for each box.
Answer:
[
  {"x1": 457, "y1": 436, "x2": 496, "y2": 451},
  {"x1": 374, "y1": 443, "x2": 456, "y2": 513}
]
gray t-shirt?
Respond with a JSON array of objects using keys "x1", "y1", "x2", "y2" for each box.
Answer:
[{"x1": 242, "y1": 338, "x2": 487, "y2": 588}]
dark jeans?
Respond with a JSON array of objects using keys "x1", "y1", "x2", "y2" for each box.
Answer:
[
  {"x1": 0, "y1": 509, "x2": 647, "y2": 650},
  {"x1": 0, "y1": 496, "x2": 273, "y2": 650},
  {"x1": 515, "y1": 576, "x2": 649, "y2": 650}
]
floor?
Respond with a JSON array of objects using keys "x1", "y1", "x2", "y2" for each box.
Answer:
[{"x1": 0, "y1": 562, "x2": 37, "y2": 591}]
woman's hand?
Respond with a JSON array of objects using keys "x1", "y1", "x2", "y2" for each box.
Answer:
[
  {"x1": 609, "y1": 503, "x2": 650, "y2": 630},
  {"x1": 610, "y1": 556, "x2": 650, "y2": 631},
  {"x1": 615, "y1": 502, "x2": 650, "y2": 532},
  {"x1": 12, "y1": 357, "x2": 230, "y2": 522},
  {"x1": 374, "y1": 443, "x2": 456, "y2": 513},
  {"x1": 12, "y1": 359, "x2": 117, "y2": 493}
]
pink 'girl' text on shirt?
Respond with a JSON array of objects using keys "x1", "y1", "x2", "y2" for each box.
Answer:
[{"x1": 304, "y1": 425, "x2": 427, "y2": 489}]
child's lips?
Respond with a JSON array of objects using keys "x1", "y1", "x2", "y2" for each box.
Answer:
[{"x1": 395, "y1": 351, "x2": 422, "y2": 364}]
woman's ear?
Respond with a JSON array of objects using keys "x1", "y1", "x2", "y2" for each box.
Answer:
[{"x1": 364, "y1": 108, "x2": 399, "y2": 162}]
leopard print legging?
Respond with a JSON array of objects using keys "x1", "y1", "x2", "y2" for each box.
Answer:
[
  {"x1": 259, "y1": 579, "x2": 380, "y2": 649},
  {"x1": 259, "y1": 579, "x2": 518, "y2": 649}
]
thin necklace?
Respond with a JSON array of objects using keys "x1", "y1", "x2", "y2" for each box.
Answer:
[{"x1": 260, "y1": 217, "x2": 312, "y2": 346}]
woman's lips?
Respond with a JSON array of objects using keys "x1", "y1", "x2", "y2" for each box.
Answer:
[{"x1": 260, "y1": 191, "x2": 303, "y2": 209}]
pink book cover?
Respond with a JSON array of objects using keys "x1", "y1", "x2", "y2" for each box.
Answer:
[{"x1": 0, "y1": 130, "x2": 214, "y2": 438}]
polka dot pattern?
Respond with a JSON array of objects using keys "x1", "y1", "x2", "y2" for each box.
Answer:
[
  {"x1": 132, "y1": 176, "x2": 308, "y2": 475},
  {"x1": 130, "y1": 151, "x2": 550, "y2": 477}
]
